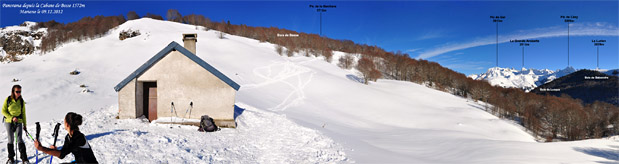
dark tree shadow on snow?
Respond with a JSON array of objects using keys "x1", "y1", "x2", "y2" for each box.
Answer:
[
  {"x1": 346, "y1": 74, "x2": 363, "y2": 83},
  {"x1": 467, "y1": 104, "x2": 485, "y2": 111},
  {"x1": 574, "y1": 147, "x2": 619, "y2": 163},
  {"x1": 467, "y1": 104, "x2": 492, "y2": 113}
]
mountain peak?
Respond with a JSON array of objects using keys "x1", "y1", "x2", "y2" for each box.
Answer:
[
  {"x1": 561, "y1": 66, "x2": 576, "y2": 72},
  {"x1": 552, "y1": 66, "x2": 577, "y2": 78},
  {"x1": 469, "y1": 66, "x2": 578, "y2": 92}
]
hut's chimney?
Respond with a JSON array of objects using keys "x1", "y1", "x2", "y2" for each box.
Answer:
[{"x1": 182, "y1": 33, "x2": 197, "y2": 54}]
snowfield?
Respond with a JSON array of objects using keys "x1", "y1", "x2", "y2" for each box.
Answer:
[
  {"x1": 0, "y1": 104, "x2": 348, "y2": 163},
  {"x1": 0, "y1": 18, "x2": 617, "y2": 163}
]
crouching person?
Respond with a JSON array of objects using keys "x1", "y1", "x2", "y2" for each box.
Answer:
[{"x1": 34, "y1": 112, "x2": 98, "y2": 163}]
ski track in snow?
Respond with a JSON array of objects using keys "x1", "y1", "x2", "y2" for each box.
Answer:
[
  {"x1": 0, "y1": 104, "x2": 349, "y2": 163},
  {"x1": 243, "y1": 60, "x2": 315, "y2": 112}
]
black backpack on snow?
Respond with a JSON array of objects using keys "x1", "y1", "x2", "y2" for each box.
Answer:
[{"x1": 198, "y1": 115, "x2": 219, "y2": 132}]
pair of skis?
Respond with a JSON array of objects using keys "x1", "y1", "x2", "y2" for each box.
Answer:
[{"x1": 23, "y1": 122, "x2": 61, "y2": 164}]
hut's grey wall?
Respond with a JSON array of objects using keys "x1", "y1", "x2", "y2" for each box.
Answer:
[
  {"x1": 118, "y1": 79, "x2": 137, "y2": 119},
  {"x1": 137, "y1": 51, "x2": 236, "y2": 126}
]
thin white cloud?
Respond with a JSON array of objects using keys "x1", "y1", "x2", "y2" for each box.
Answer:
[
  {"x1": 444, "y1": 61, "x2": 491, "y2": 71},
  {"x1": 416, "y1": 22, "x2": 619, "y2": 59},
  {"x1": 416, "y1": 30, "x2": 446, "y2": 40},
  {"x1": 406, "y1": 48, "x2": 421, "y2": 53}
]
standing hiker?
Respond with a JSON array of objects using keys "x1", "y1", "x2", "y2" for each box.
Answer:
[
  {"x1": 2, "y1": 85, "x2": 29, "y2": 164},
  {"x1": 34, "y1": 112, "x2": 98, "y2": 163}
]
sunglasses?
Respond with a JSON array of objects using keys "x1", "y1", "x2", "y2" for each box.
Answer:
[{"x1": 14, "y1": 91, "x2": 21, "y2": 94}]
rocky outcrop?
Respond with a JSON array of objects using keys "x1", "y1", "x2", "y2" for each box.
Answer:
[
  {"x1": 119, "y1": 29, "x2": 141, "y2": 40},
  {"x1": 0, "y1": 30, "x2": 44, "y2": 62}
]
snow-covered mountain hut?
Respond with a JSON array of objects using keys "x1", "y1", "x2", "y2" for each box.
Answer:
[{"x1": 114, "y1": 34, "x2": 240, "y2": 128}]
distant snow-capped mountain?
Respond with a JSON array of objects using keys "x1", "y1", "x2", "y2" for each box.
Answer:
[
  {"x1": 468, "y1": 66, "x2": 577, "y2": 92},
  {"x1": 599, "y1": 69, "x2": 619, "y2": 76}
]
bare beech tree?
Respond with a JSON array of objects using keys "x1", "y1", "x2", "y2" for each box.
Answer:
[
  {"x1": 127, "y1": 11, "x2": 140, "y2": 20},
  {"x1": 275, "y1": 45, "x2": 283, "y2": 56},
  {"x1": 338, "y1": 54, "x2": 354, "y2": 69},
  {"x1": 145, "y1": 13, "x2": 163, "y2": 20},
  {"x1": 285, "y1": 46, "x2": 295, "y2": 57},
  {"x1": 303, "y1": 49, "x2": 311, "y2": 57},
  {"x1": 183, "y1": 14, "x2": 208, "y2": 27},
  {"x1": 357, "y1": 57, "x2": 377, "y2": 84},
  {"x1": 39, "y1": 15, "x2": 126, "y2": 53},
  {"x1": 166, "y1": 9, "x2": 182, "y2": 22},
  {"x1": 166, "y1": 9, "x2": 183, "y2": 23},
  {"x1": 370, "y1": 69, "x2": 382, "y2": 82},
  {"x1": 322, "y1": 48, "x2": 333, "y2": 63}
]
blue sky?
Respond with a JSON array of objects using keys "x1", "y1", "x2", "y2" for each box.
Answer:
[{"x1": 1, "y1": 1, "x2": 617, "y2": 75}]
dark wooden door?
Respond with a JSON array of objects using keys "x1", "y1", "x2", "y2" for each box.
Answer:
[{"x1": 148, "y1": 87, "x2": 157, "y2": 121}]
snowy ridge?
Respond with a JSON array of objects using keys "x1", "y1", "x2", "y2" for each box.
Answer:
[
  {"x1": 468, "y1": 66, "x2": 577, "y2": 92},
  {"x1": 0, "y1": 18, "x2": 617, "y2": 163},
  {"x1": 1, "y1": 21, "x2": 37, "y2": 31},
  {"x1": 598, "y1": 69, "x2": 619, "y2": 76}
]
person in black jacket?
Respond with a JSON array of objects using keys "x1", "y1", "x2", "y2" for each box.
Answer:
[{"x1": 34, "y1": 112, "x2": 98, "y2": 163}]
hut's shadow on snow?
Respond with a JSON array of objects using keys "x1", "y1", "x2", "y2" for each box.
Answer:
[
  {"x1": 86, "y1": 129, "x2": 128, "y2": 140},
  {"x1": 574, "y1": 146, "x2": 619, "y2": 163},
  {"x1": 234, "y1": 105, "x2": 245, "y2": 120}
]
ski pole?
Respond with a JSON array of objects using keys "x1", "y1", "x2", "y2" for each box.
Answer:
[
  {"x1": 23, "y1": 130, "x2": 34, "y2": 141},
  {"x1": 23, "y1": 126, "x2": 48, "y2": 145},
  {"x1": 13, "y1": 122, "x2": 17, "y2": 163},
  {"x1": 24, "y1": 128, "x2": 41, "y2": 164},
  {"x1": 182, "y1": 102, "x2": 193, "y2": 122},
  {"x1": 49, "y1": 123, "x2": 61, "y2": 164},
  {"x1": 171, "y1": 102, "x2": 175, "y2": 123},
  {"x1": 188, "y1": 102, "x2": 193, "y2": 120},
  {"x1": 35, "y1": 122, "x2": 41, "y2": 164},
  {"x1": 35, "y1": 122, "x2": 40, "y2": 141},
  {"x1": 24, "y1": 125, "x2": 40, "y2": 164}
]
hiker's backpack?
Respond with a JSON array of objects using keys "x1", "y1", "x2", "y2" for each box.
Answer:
[{"x1": 199, "y1": 115, "x2": 219, "y2": 132}]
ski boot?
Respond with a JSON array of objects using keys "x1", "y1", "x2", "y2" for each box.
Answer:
[
  {"x1": 5, "y1": 158, "x2": 14, "y2": 164},
  {"x1": 7, "y1": 143, "x2": 15, "y2": 164},
  {"x1": 18, "y1": 143, "x2": 28, "y2": 164}
]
